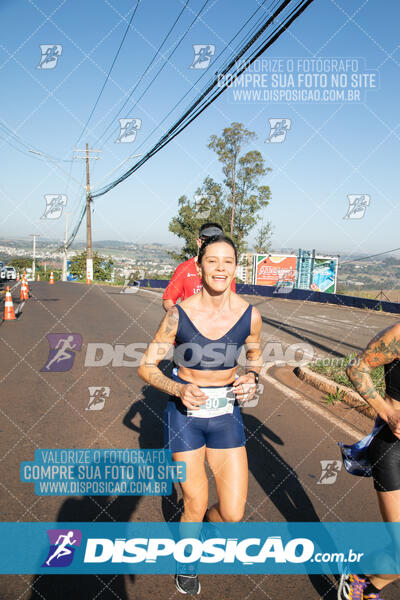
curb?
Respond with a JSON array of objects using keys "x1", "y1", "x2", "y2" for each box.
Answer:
[
  {"x1": 293, "y1": 365, "x2": 376, "y2": 420},
  {"x1": 260, "y1": 363, "x2": 362, "y2": 440}
]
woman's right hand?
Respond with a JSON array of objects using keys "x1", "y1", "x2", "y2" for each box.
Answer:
[
  {"x1": 383, "y1": 406, "x2": 400, "y2": 439},
  {"x1": 179, "y1": 384, "x2": 207, "y2": 411}
]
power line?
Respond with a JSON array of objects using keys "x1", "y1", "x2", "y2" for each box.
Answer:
[
  {"x1": 100, "y1": 0, "x2": 210, "y2": 147},
  {"x1": 95, "y1": 0, "x2": 304, "y2": 194},
  {"x1": 94, "y1": 0, "x2": 191, "y2": 147},
  {"x1": 132, "y1": 0, "x2": 275, "y2": 156},
  {"x1": 64, "y1": 202, "x2": 87, "y2": 250},
  {"x1": 0, "y1": 120, "x2": 71, "y2": 162},
  {"x1": 93, "y1": 0, "x2": 294, "y2": 195},
  {"x1": 75, "y1": 0, "x2": 142, "y2": 146},
  {"x1": 341, "y1": 247, "x2": 400, "y2": 264},
  {"x1": 159, "y1": 0, "x2": 309, "y2": 146},
  {"x1": 62, "y1": 152, "x2": 101, "y2": 251},
  {"x1": 0, "y1": 132, "x2": 40, "y2": 159},
  {"x1": 92, "y1": 0, "x2": 314, "y2": 199}
]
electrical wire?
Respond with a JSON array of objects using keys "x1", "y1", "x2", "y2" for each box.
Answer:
[
  {"x1": 158, "y1": 0, "x2": 306, "y2": 145},
  {"x1": 133, "y1": 0, "x2": 275, "y2": 155},
  {"x1": 93, "y1": 0, "x2": 294, "y2": 195},
  {"x1": 75, "y1": 0, "x2": 142, "y2": 145},
  {"x1": 100, "y1": 0, "x2": 210, "y2": 147},
  {"x1": 94, "y1": 0, "x2": 191, "y2": 147},
  {"x1": 63, "y1": 153, "x2": 101, "y2": 250},
  {"x1": 0, "y1": 120, "x2": 72, "y2": 162},
  {"x1": 341, "y1": 247, "x2": 400, "y2": 264},
  {"x1": 66, "y1": 0, "x2": 314, "y2": 245},
  {"x1": 0, "y1": 132, "x2": 42, "y2": 159},
  {"x1": 92, "y1": 0, "x2": 314, "y2": 198}
]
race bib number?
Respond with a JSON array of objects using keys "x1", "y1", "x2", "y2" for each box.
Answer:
[{"x1": 187, "y1": 387, "x2": 235, "y2": 418}]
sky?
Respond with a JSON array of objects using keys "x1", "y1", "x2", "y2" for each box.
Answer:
[{"x1": 0, "y1": 0, "x2": 399, "y2": 256}]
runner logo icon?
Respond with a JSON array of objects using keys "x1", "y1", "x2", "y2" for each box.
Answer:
[
  {"x1": 86, "y1": 386, "x2": 110, "y2": 410},
  {"x1": 41, "y1": 194, "x2": 67, "y2": 219},
  {"x1": 190, "y1": 45, "x2": 215, "y2": 69},
  {"x1": 41, "y1": 333, "x2": 82, "y2": 372},
  {"x1": 37, "y1": 45, "x2": 62, "y2": 69},
  {"x1": 42, "y1": 529, "x2": 82, "y2": 567},
  {"x1": 317, "y1": 460, "x2": 342, "y2": 485},
  {"x1": 115, "y1": 118, "x2": 142, "y2": 143},
  {"x1": 265, "y1": 119, "x2": 291, "y2": 143},
  {"x1": 344, "y1": 194, "x2": 370, "y2": 219}
]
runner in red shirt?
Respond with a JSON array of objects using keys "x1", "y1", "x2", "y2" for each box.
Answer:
[{"x1": 163, "y1": 223, "x2": 236, "y2": 311}]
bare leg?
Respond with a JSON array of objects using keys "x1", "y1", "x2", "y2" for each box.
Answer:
[
  {"x1": 205, "y1": 446, "x2": 248, "y2": 522},
  {"x1": 173, "y1": 446, "x2": 208, "y2": 523},
  {"x1": 367, "y1": 489, "x2": 400, "y2": 589}
]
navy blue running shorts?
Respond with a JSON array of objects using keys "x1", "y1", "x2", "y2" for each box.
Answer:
[
  {"x1": 368, "y1": 423, "x2": 400, "y2": 492},
  {"x1": 163, "y1": 372, "x2": 246, "y2": 453}
]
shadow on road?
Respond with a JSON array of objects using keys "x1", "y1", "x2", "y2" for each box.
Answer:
[
  {"x1": 243, "y1": 412, "x2": 338, "y2": 599},
  {"x1": 28, "y1": 363, "x2": 177, "y2": 600},
  {"x1": 29, "y1": 298, "x2": 60, "y2": 302},
  {"x1": 28, "y1": 362, "x2": 337, "y2": 599},
  {"x1": 28, "y1": 495, "x2": 140, "y2": 600},
  {"x1": 122, "y1": 360, "x2": 182, "y2": 523},
  {"x1": 260, "y1": 314, "x2": 360, "y2": 356}
]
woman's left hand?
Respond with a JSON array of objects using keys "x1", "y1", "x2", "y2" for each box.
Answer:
[{"x1": 232, "y1": 374, "x2": 258, "y2": 404}]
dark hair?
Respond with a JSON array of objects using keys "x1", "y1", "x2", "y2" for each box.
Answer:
[
  {"x1": 199, "y1": 222, "x2": 223, "y2": 236},
  {"x1": 197, "y1": 234, "x2": 237, "y2": 265}
]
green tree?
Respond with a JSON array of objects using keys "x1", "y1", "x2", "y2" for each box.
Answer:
[
  {"x1": 168, "y1": 176, "x2": 227, "y2": 262},
  {"x1": 209, "y1": 122, "x2": 271, "y2": 248},
  {"x1": 68, "y1": 251, "x2": 114, "y2": 281},
  {"x1": 209, "y1": 122, "x2": 255, "y2": 236},
  {"x1": 254, "y1": 222, "x2": 274, "y2": 254},
  {"x1": 9, "y1": 257, "x2": 34, "y2": 271},
  {"x1": 234, "y1": 150, "x2": 271, "y2": 253},
  {"x1": 169, "y1": 123, "x2": 272, "y2": 261}
]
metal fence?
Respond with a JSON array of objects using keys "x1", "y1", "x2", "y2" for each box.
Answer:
[{"x1": 139, "y1": 279, "x2": 400, "y2": 315}]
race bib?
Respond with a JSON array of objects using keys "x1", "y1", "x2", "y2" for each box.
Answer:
[{"x1": 187, "y1": 387, "x2": 235, "y2": 418}]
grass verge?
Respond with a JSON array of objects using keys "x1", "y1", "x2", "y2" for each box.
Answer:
[{"x1": 307, "y1": 354, "x2": 386, "y2": 398}]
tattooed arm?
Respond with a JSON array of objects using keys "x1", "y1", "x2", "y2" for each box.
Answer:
[
  {"x1": 138, "y1": 307, "x2": 181, "y2": 396},
  {"x1": 138, "y1": 307, "x2": 206, "y2": 409},
  {"x1": 232, "y1": 306, "x2": 263, "y2": 401},
  {"x1": 346, "y1": 323, "x2": 400, "y2": 437}
]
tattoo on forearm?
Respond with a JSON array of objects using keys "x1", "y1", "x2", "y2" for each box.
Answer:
[
  {"x1": 164, "y1": 307, "x2": 178, "y2": 335},
  {"x1": 349, "y1": 368, "x2": 379, "y2": 403},
  {"x1": 148, "y1": 370, "x2": 181, "y2": 397},
  {"x1": 347, "y1": 329, "x2": 400, "y2": 407},
  {"x1": 364, "y1": 335, "x2": 400, "y2": 366}
]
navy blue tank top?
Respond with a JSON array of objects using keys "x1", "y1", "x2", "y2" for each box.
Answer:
[
  {"x1": 384, "y1": 359, "x2": 400, "y2": 401},
  {"x1": 174, "y1": 304, "x2": 252, "y2": 371}
]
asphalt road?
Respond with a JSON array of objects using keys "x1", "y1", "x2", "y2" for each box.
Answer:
[
  {"x1": 241, "y1": 292, "x2": 398, "y2": 360},
  {"x1": 0, "y1": 282, "x2": 399, "y2": 600}
]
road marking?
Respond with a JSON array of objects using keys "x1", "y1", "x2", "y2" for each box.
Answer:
[
  {"x1": 299, "y1": 315, "x2": 376, "y2": 329},
  {"x1": 260, "y1": 363, "x2": 361, "y2": 440},
  {"x1": 138, "y1": 289, "x2": 163, "y2": 298},
  {"x1": 15, "y1": 301, "x2": 25, "y2": 315}
]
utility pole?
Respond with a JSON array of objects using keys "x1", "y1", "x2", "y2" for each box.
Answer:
[
  {"x1": 73, "y1": 145, "x2": 101, "y2": 283},
  {"x1": 85, "y1": 143, "x2": 93, "y2": 283},
  {"x1": 30, "y1": 234, "x2": 40, "y2": 280},
  {"x1": 62, "y1": 212, "x2": 70, "y2": 282}
]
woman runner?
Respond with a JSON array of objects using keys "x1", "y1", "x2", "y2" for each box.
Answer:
[
  {"x1": 339, "y1": 322, "x2": 400, "y2": 599},
  {"x1": 138, "y1": 234, "x2": 262, "y2": 594}
]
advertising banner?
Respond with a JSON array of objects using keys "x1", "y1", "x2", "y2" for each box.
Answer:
[
  {"x1": 254, "y1": 255, "x2": 297, "y2": 286},
  {"x1": 1, "y1": 521, "x2": 399, "y2": 575},
  {"x1": 311, "y1": 257, "x2": 338, "y2": 294}
]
